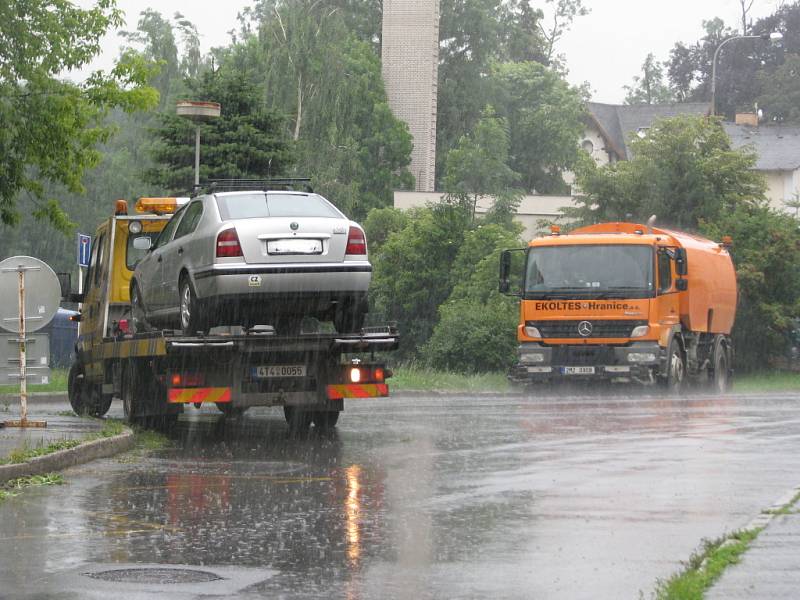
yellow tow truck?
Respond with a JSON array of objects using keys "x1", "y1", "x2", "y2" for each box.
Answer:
[{"x1": 63, "y1": 195, "x2": 397, "y2": 430}]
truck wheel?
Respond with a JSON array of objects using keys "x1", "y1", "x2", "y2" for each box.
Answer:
[
  {"x1": 180, "y1": 277, "x2": 206, "y2": 335},
  {"x1": 710, "y1": 338, "x2": 731, "y2": 394},
  {"x1": 662, "y1": 337, "x2": 686, "y2": 393},
  {"x1": 312, "y1": 410, "x2": 340, "y2": 429},
  {"x1": 122, "y1": 361, "x2": 142, "y2": 425},
  {"x1": 68, "y1": 362, "x2": 89, "y2": 415},
  {"x1": 130, "y1": 283, "x2": 151, "y2": 334},
  {"x1": 88, "y1": 386, "x2": 113, "y2": 418},
  {"x1": 283, "y1": 406, "x2": 312, "y2": 432},
  {"x1": 217, "y1": 403, "x2": 247, "y2": 418}
]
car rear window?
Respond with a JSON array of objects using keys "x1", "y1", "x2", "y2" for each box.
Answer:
[{"x1": 216, "y1": 193, "x2": 343, "y2": 220}]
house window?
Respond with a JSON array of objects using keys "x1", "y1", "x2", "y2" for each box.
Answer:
[
  {"x1": 637, "y1": 127, "x2": 649, "y2": 138},
  {"x1": 581, "y1": 139, "x2": 594, "y2": 154}
]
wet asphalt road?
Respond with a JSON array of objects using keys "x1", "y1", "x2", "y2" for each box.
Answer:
[{"x1": 1, "y1": 391, "x2": 800, "y2": 599}]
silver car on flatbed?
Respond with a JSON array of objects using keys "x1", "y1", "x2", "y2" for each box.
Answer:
[{"x1": 131, "y1": 182, "x2": 371, "y2": 335}]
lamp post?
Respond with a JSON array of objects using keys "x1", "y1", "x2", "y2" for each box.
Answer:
[
  {"x1": 710, "y1": 31, "x2": 783, "y2": 117},
  {"x1": 176, "y1": 100, "x2": 221, "y2": 190}
]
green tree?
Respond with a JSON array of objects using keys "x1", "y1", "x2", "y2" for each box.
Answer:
[
  {"x1": 146, "y1": 66, "x2": 295, "y2": 193},
  {"x1": 421, "y1": 224, "x2": 523, "y2": 372},
  {"x1": 570, "y1": 115, "x2": 765, "y2": 229},
  {"x1": 624, "y1": 53, "x2": 674, "y2": 105},
  {"x1": 701, "y1": 204, "x2": 800, "y2": 369},
  {"x1": 756, "y1": 54, "x2": 800, "y2": 122},
  {"x1": 442, "y1": 107, "x2": 522, "y2": 222},
  {"x1": 489, "y1": 61, "x2": 585, "y2": 194},
  {"x1": 0, "y1": 0, "x2": 158, "y2": 229}
]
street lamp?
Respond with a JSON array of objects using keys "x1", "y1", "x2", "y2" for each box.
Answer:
[
  {"x1": 176, "y1": 100, "x2": 221, "y2": 190},
  {"x1": 710, "y1": 31, "x2": 783, "y2": 117}
]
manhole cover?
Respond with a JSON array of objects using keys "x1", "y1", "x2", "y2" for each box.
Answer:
[{"x1": 85, "y1": 568, "x2": 223, "y2": 584}]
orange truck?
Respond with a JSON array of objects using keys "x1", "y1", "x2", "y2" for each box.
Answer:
[{"x1": 499, "y1": 221, "x2": 737, "y2": 391}]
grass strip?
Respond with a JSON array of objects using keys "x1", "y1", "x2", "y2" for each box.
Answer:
[
  {"x1": 733, "y1": 371, "x2": 800, "y2": 393},
  {"x1": 655, "y1": 528, "x2": 761, "y2": 599},
  {"x1": 390, "y1": 365, "x2": 511, "y2": 392},
  {"x1": 0, "y1": 369, "x2": 68, "y2": 395},
  {"x1": 656, "y1": 488, "x2": 800, "y2": 599},
  {"x1": 0, "y1": 473, "x2": 64, "y2": 503},
  {"x1": 0, "y1": 419, "x2": 130, "y2": 465}
]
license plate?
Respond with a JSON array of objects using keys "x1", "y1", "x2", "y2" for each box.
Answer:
[
  {"x1": 252, "y1": 365, "x2": 307, "y2": 378},
  {"x1": 561, "y1": 366, "x2": 595, "y2": 375},
  {"x1": 267, "y1": 239, "x2": 322, "y2": 255}
]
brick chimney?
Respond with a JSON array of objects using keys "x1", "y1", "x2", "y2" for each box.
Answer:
[{"x1": 735, "y1": 112, "x2": 759, "y2": 127}]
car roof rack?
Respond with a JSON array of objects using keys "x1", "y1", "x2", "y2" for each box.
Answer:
[{"x1": 193, "y1": 178, "x2": 313, "y2": 196}]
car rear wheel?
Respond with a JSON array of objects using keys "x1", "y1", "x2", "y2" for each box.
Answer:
[
  {"x1": 180, "y1": 277, "x2": 206, "y2": 335},
  {"x1": 333, "y1": 300, "x2": 366, "y2": 334},
  {"x1": 311, "y1": 410, "x2": 340, "y2": 429},
  {"x1": 130, "y1": 283, "x2": 151, "y2": 334}
]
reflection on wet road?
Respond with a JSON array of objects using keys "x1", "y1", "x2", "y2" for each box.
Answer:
[{"x1": 2, "y1": 392, "x2": 800, "y2": 599}]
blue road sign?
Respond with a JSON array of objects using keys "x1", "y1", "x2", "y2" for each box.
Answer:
[{"x1": 77, "y1": 234, "x2": 91, "y2": 268}]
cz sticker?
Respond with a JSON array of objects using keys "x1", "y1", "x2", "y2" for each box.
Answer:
[{"x1": 248, "y1": 275, "x2": 262, "y2": 287}]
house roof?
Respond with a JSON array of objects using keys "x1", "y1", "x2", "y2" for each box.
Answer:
[
  {"x1": 586, "y1": 102, "x2": 710, "y2": 160},
  {"x1": 723, "y1": 122, "x2": 800, "y2": 171}
]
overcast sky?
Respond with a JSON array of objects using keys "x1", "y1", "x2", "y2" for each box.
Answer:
[{"x1": 77, "y1": 0, "x2": 785, "y2": 104}]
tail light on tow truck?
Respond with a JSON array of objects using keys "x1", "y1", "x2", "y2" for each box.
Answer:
[{"x1": 328, "y1": 361, "x2": 391, "y2": 400}]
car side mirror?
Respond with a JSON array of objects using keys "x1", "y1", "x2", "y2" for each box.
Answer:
[
  {"x1": 676, "y1": 278, "x2": 688, "y2": 291},
  {"x1": 675, "y1": 248, "x2": 688, "y2": 276}
]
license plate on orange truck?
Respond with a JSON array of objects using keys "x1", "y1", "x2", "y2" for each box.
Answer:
[
  {"x1": 561, "y1": 366, "x2": 595, "y2": 375},
  {"x1": 252, "y1": 365, "x2": 307, "y2": 378}
]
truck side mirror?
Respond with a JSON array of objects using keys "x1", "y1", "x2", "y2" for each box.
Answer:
[
  {"x1": 57, "y1": 272, "x2": 71, "y2": 299},
  {"x1": 499, "y1": 248, "x2": 526, "y2": 296},
  {"x1": 499, "y1": 250, "x2": 511, "y2": 293},
  {"x1": 675, "y1": 248, "x2": 688, "y2": 276}
]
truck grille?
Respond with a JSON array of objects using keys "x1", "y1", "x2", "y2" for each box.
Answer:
[{"x1": 530, "y1": 320, "x2": 645, "y2": 339}]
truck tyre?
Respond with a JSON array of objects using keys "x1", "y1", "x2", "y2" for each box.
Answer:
[
  {"x1": 283, "y1": 406, "x2": 312, "y2": 432},
  {"x1": 88, "y1": 386, "x2": 113, "y2": 418},
  {"x1": 122, "y1": 361, "x2": 142, "y2": 425},
  {"x1": 68, "y1": 362, "x2": 89, "y2": 415},
  {"x1": 130, "y1": 282, "x2": 151, "y2": 334},
  {"x1": 710, "y1": 337, "x2": 731, "y2": 394},
  {"x1": 180, "y1": 276, "x2": 205, "y2": 335},
  {"x1": 312, "y1": 410, "x2": 340, "y2": 429},
  {"x1": 662, "y1": 337, "x2": 686, "y2": 393},
  {"x1": 217, "y1": 403, "x2": 247, "y2": 418}
]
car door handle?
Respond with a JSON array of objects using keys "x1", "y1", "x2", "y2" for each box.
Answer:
[
  {"x1": 177, "y1": 247, "x2": 183, "y2": 255},
  {"x1": 157, "y1": 256, "x2": 163, "y2": 263}
]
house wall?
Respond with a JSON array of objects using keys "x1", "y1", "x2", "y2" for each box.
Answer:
[
  {"x1": 580, "y1": 126, "x2": 614, "y2": 166},
  {"x1": 393, "y1": 191, "x2": 574, "y2": 241},
  {"x1": 762, "y1": 170, "x2": 799, "y2": 213}
]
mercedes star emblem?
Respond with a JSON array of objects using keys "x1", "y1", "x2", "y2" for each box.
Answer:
[
  {"x1": 290, "y1": 222, "x2": 299, "y2": 231},
  {"x1": 577, "y1": 321, "x2": 593, "y2": 337}
]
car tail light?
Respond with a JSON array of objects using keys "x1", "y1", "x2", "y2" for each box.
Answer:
[
  {"x1": 216, "y1": 228, "x2": 243, "y2": 258},
  {"x1": 345, "y1": 226, "x2": 367, "y2": 255}
]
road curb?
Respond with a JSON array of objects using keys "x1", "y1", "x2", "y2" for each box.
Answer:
[
  {"x1": 393, "y1": 390, "x2": 523, "y2": 398},
  {"x1": 0, "y1": 430, "x2": 134, "y2": 484}
]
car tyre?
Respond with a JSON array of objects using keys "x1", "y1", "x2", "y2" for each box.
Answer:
[
  {"x1": 333, "y1": 300, "x2": 366, "y2": 334},
  {"x1": 130, "y1": 282, "x2": 152, "y2": 334},
  {"x1": 180, "y1": 276, "x2": 206, "y2": 335}
]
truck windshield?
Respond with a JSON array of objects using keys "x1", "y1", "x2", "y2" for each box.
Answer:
[{"x1": 525, "y1": 244, "x2": 654, "y2": 299}]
